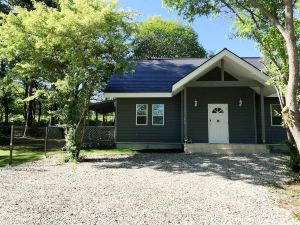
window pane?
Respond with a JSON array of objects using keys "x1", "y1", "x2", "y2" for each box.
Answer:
[
  {"x1": 153, "y1": 116, "x2": 163, "y2": 125},
  {"x1": 137, "y1": 116, "x2": 147, "y2": 125},
  {"x1": 272, "y1": 117, "x2": 282, "y2": 126},
  {"x1": 271, "y1": 104, "x2": 282, "y2": 126},
  {"x1": 137, "y1": 104, "x2": 147, "y2": 116},
  {"x1": 153, "y1": 104, "x2": 164, "y2": 116}
]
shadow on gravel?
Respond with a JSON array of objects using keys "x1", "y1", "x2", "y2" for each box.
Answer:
[{"x1": 90, "y1": 153, "x2": 287, "y2": 186}]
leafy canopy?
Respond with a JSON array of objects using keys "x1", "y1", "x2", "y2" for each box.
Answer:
[
  {"x1": 134, "y1": 16, "x2": 206, "y2": 59},
  {"x1": 0, "y1": 0, "x2": 136, "y2": 157}
]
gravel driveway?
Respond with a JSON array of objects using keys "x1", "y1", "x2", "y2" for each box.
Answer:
[{"x1": 0, "y1": 153, "x2": 298, "y2": 225}]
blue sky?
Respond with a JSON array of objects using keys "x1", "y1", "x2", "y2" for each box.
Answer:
[{"x1": 118, "y1": 0, "x2": 261, "y2": 57}]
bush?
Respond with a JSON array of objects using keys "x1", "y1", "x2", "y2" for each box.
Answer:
[{"x1": 284, "y1": 140, "x2": 300, "y2": 172}]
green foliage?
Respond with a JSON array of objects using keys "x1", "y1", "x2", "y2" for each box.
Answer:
[
  {"x1": 134, "y1": 16, "x2": 206, "y2": 59},
  {"x1": 284, "y1": 140, "x2": 300, "y2": 172},
  {"x1": 0, "y1": 0, "x2": 136, "y2": 160}
]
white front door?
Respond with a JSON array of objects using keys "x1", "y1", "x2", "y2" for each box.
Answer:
[{"x1": 208, "y1": 104, "x2": 229, "y2": 143}]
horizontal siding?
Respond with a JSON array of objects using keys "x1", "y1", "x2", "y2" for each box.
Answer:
[
  {"x1": 116, "y1": 94, "x2": 181, "y2": 143},
  {"x1": 256, "y1": 96, "x2": 287, "y2": 144},
  {"x1": 187, "y1": 87, "x2": 255, "y2": 143}
]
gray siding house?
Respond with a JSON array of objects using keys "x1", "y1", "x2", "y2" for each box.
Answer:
[{"x1": 105, "y1": 49, "x2": 286, "y2": 153}]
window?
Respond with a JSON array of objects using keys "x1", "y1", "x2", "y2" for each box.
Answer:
[
  {"x1": 212, "y1": 108, "x2": 224, "y2": 113},
  {"x1": 271, "y1": 104, "x2": 282, "y2": 126},
  {"x1": 152, "y1": 104, "x2": 164, "y2": 125},
  {"x1": 136, "y1": 104, "x2": 148, "y2": 125}
]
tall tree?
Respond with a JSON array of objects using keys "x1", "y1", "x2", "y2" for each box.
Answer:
[
  {"x1": 163, "y1": 0, "x2": 300, "y2": 150},
  {"x1": 134, "y1": 16, "x2": 207, "y2": 59},
  {"x1": 0, "y1": 0, "x2": 135, "y2": 158},
  {"x1": 0, "y1": 0, "x2": 58, "y2": 131}
]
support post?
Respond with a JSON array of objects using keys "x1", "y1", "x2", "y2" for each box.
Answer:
[
  {"x1": 114, "y1": 99, "x2": 117, "y2": 143},
  {"x1": 95, "y1": 112, "x2": 99, "y2": 126},
  {"x1": 253, "y1": 90, "x2": 257, "y2": 144},
  {"x1": 183, "y1": 88, "x2": 187, "y2": 141},
  {"x1": 221, "y1": 59, "x2": 225, "y2": 81},
  {"x1": 180, "y1": 90, "x2": 184, "y2": 142},
  {"x1": 9, "y1": 125, "x2": 14, "y2": 166},
  {"x1": 44, "y1": 126, "x2": 48, "y2": 157},
  {"x1": 260, "y1": 86, "x2": 266, "y2": 143}
]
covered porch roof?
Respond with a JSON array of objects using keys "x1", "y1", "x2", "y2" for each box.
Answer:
[
  {"x1": 89, "y1": 100, "x2": 115, "y2": 114},
  {"x1": 172, "y1": 49, "x2": 275, "y2": 96}
]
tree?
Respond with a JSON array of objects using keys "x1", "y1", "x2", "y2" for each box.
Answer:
[
  {"x1": 0, "y1": 0, "x2": 58, "y2": 132},
  {"x1": 1, "y1": 0, "x2": 58, "y2": 12},
  {"x1": 163, "y1": 0, "x2": 300, "y2": 150},
  {"x1": 0, "y1": 0, "x2": 135, "y2": 159},
  {"x1": 134, "y1": 16, "x2": 206, "y2": 59}
]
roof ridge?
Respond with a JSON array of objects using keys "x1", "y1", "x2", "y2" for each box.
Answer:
[{"x1": 139, "y1": 58, "x2": 208, "y2": 60}]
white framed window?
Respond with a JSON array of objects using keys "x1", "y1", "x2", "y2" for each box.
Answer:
[
  {"x1": 136, "y1": 104, "x2": 148, "y2": 125},
  {"x1": 270, "y1": 104, "x2": 282, "y2": 126},
  {"x1": 152, "y1": 104, "x2": 164, "y2": 125}
]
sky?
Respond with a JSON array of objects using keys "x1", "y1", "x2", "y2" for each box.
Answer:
[{"x1": 118, "y1": 0, "x2": 261, "y2": 57}]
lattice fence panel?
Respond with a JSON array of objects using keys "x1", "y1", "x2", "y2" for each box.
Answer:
[{"x1": 82, "y1": 126, "x2": 115, "y2": 148}]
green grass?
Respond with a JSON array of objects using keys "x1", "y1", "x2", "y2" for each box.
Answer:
[
  {"x1": 0, "y1": 147, "x2": 182, "y2": 167},
  {"x1": 0, "y1": 150, "x2": 61, "y2": 167}
]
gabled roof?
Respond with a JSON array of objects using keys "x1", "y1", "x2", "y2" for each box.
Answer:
[
  {"x1": 105, "y1": 58, "x2": 207, "y2": 93},
  {"x1": 105, "y1": 49, "x2": 274, "y2": 98}
]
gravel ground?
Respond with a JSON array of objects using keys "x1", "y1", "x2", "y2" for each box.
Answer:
[{"x1": 0, "y1": 153, "x2": 299, "y2": 225}]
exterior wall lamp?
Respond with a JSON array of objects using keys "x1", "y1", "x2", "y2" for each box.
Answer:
[
  {"x1": 238, "y1": 98, "x2": 243, "y2": 108},
  {"x1": 194, "y1": 99, "x2": 198, "y2": 107}
]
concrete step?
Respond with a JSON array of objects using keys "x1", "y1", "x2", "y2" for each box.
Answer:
[{"x1": 184, "y1": 143, "x2": 269, "y2": 154}]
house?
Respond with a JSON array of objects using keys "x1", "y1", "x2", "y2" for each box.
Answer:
[{"x1": 104, "y1": 49, "x2": 287, "y2": 153}]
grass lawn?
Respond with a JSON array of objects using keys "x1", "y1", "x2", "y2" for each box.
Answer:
[
  {"x1": 0, "y1": 150, "x2": 61, "y2": 167},
  {"x1": 269, "y1": 176, "x2": 300, "y2": 220},
  {"x1": 0, "y1": 147, "x2": 182, "y2": 167}
]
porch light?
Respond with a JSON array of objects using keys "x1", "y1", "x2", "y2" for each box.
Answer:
[
  {"x1": 194, "y1": 99, "x2": 198, "y2": 107},
  {"x1": 238, "y1": 98, "x2": 243, "y2": 107}
]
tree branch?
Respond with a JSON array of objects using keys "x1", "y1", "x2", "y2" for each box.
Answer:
[{"x1": 248, "y1": 0, "x2": 286, "y2": 36}]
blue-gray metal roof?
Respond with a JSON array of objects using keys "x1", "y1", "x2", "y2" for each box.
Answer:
[{"x1": 105, "y1": 57, "x2": 262, "y2": 93}]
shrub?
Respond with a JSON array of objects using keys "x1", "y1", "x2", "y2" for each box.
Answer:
[{"x1": 284, "y1": 140, "x2": 300, "y2": 172}]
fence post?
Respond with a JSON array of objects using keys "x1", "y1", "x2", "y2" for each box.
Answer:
[
  {"x1": 9, "y1": 125, "x2": 14, "y2": 166},
  {"x1": 44, "y1": 127, "x2": 49, "y2": 157}
]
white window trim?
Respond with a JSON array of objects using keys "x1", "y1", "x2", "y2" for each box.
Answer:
[
  {"x1": 270, "y1": 104, "x2": 282, "y2": 127},
  {"x1": 152, "y1": 104, "x2": 164, "y2": 126},
  {"x1": 136, "y1": 104, "x2": 148, "y2": 126}
]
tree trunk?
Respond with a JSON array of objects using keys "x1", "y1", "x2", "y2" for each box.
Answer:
[
  {"x1": 23, "y1": 80, "x2": 34, "y2": 136},
  {"x1": 38, "y1": 101, "x2": 42, "y2": 123},
  {"x1": 4, "y1": 99, "x2": 9, "y2": 124},
  {"x1": 23, "y1": 83, "x2": 28, "y2": 121},
  {"x1": 283, "y1": 0, "x2": 300, "y2": 151}
]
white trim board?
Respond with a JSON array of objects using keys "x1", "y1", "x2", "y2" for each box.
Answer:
[{"x1": 172, "y1": 49, "x2": 274, "y2": 96}]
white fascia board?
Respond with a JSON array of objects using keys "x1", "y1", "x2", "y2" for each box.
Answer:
[
  {"x1": 224, "y1": 50, "x2": 269, "y2": 82},
  {"x1": 171, "y1": 49, "x2": 269, "y2": 95},
  {"x1": 172, "y1": 51, "x2": 226, "y2": 95},
  {"x1": 105, "y1": 92, "x2": 172, "y2": 98}
]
